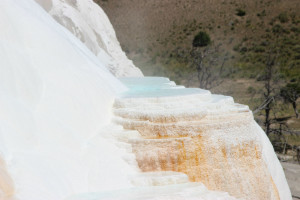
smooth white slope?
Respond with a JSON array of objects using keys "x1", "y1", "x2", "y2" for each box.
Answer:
[
  {"x1": 0, "y1": 0, "x2": 136, "y2": 199},
  {"x1": 255, "y1": 124, "x2": 292, "y2": 200},
  {"x1": 35, "y1": 0, "x2": 143, "y2": 77}
]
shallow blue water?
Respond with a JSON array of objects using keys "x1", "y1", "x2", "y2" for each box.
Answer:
[{"x1": 119, "y1": 77, "x2": 210, "y2": 98}]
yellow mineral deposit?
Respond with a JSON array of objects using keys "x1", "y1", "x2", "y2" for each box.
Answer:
[{"x1": 129, "y1": 134, "x2": 280, "y2": 200}]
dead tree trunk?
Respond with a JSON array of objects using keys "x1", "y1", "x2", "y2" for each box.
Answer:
[
  {"x1": 265, "y1": 103, "x2": 271, "y2": 136},
  {"x1": 263, "y1": 53, "x2": 275, "y2": 136},
  {"x1": 292, "y1": 102, "x2": 299, "y2": 119},
  {"x1": 190, "y1": 46, "x2": 226, "y2": 90}
]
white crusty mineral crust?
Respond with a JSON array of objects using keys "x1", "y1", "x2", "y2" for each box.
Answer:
[
  {"x1": 35, "y1": 0, "x2": 143, "y2": 77},
  {"x1": 0, "y1": 0, "x2": 292, "y2": 199}
]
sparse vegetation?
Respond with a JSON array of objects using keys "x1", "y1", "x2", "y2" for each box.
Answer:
[
  {"x1": 236, "y1": 9, "x2": 246, "y2": 17},
  {"x1": 192, "y1": 31, "x2": 211, "y2": 47},
  {"x1": 247, "y1": 86, "x2": 256, "y2": 94},
  {"x1": 281, "y1": 83, "x2": 300, "y2": 118},
  {"x1": 97, "y1": 0, "x2": 300, "y2": 152},
  {"x1": 278, "y1": 12, "x2": 289, "y2": 23}
]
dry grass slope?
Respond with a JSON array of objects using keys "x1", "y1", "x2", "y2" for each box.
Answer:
[{"x1": 95, "y1": 0, "x2": 300, "y2": 145}]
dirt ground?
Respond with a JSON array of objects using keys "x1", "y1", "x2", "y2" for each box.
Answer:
[{"x1": 281, "y1": 162, "x2": 300, "y2": 199}]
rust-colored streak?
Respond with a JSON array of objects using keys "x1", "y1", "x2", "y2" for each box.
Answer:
[{"x1": 131, "y1": 135, "x2": 280, "y2": 200}]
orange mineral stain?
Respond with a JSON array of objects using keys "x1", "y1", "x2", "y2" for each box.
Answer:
[
  {"x1": 0, "y1": 157, "x2": 15, "y2": 200},
  {"x1": 131, "y1": 132, "x2": 280, "y2": 200}
]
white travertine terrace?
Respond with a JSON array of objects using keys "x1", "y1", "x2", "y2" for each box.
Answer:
[
  {"x1": 0, "y1": 0, "x2": 292, "y2": 199},
  {"x1": 72, "y1": 124, "x2": 238, "y2": 200},
  {"x1": 111, "y1": 77, "x2": 292, "y2": 200}
]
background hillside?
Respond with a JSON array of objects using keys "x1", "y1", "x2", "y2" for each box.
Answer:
[{"x1": 95, "y1": 0, "x2": 300, "y2": 149}]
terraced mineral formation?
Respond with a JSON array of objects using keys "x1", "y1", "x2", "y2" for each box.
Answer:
[
  {"x1": 78, "y1": 124, "x2": 237, "y2": 200},
  {"x1": 112, "y1": 77, "x2": 289, "y2": 200},
  {"x1": 0, "y1": 0, "x2": 292, "y2": 199}
]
